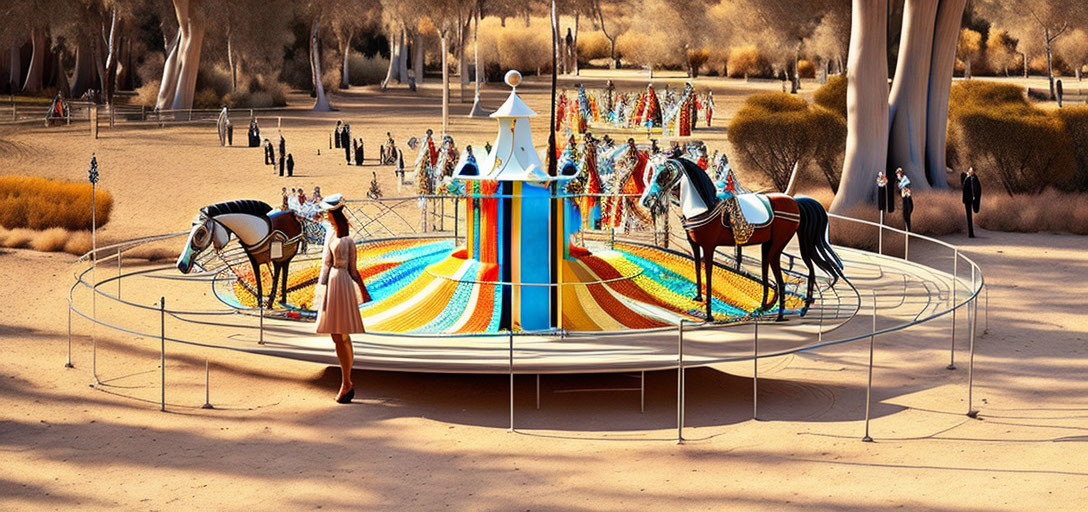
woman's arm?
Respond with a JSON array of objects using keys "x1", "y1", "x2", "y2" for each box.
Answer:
[
  {"x1": 348, "y1": 239, "x2": 364, "y2": 286},
  {"x1": 318, "y1": 242, "x2": 332, "y2": 286}
]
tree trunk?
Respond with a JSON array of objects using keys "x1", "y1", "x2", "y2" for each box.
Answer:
[
  {"x1": 468, "y1": 5, "x2": 488, "y2": 117},
  {"x1": 228, "y1": 28, "x2": 237, "y2": 91},
  {"x1": 310, "y1": 17, "x2": 332, "y2": 111},
  {"x1": 964, "y1": 58, "x2": 971, "y2": 79},
  {"x1": 831, "y1": 0, "x2": 890, "y2": 213},
  {"x1": 924, "y1": 0, "x2": 967, "y2": 191},
  {"x1": 887, "y1": 0, "x2": 939, "y2": 190},
  {"x1": 99, "y1": 6, "x2": 120, "y2": 104},
  {"x1": 1045, "y1": 28, "x2": 1056, "y2": 101},
  {"x1": 156, "y1": 31, "x2": 182, "y2": 110},
  {"x1": 1022, "y1": 51, "x2": 1028, "y2": 78},
  {"x1": 441, "y1": 34, "x2": 449, "y2": 135},
  {"x1": 459, "y1": 15, "x2": 468, "y2": 102},
  {"x1": 340, "y1": 33, "x2": 351, "y2": 89},
  {"x1": 398, "y1": 27, "x2": 409, "y2": 84},
  {"x1": 168, "y1": 0, "x2": 205, "y2": 111},
  {"x1": 21, "y1": 29, "x2": 46, "y2": 93},
  {"x1": 382, "y1": 26, "x2": 398, "y2": 89},
  {"x1": 412, "y1": 31, "x2": 424, "y2": 85},
  {"x1": 54, "y1": 47, "x2": 70, "y2": 98},
  {"x1": 71, "y1": 39, "x2": 95, "y2": 98},
  {"x1": 8, "y1": 45, "x2": 20, "y2": 94}
]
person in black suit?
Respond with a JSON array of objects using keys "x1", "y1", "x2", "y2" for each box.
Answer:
[
  {"x1": 263, "y1": 138, "x2": 273, "y2": 165},
  {"x1": 961, "y1": 166, "x2": 982, "y2": 238},
  {"x1": 279, "y1": 153, "x2": 285, "y2": 177},
  {"x1": 341, "y1": 123, "x2": 352, "y2": 163},
  {"x1": 876, "y1": 170, "x2": 895, "y2": 214},
  {"x1": 287, "y1": 154, "x2": 295, "y2": 177},
  {"x1": 279, "y1": 135, "x2": 286, "y2": 162}
]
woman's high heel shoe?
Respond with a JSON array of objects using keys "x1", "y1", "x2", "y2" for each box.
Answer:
[{"x1": 336, "y1": 387, "x2": 355, "y2": 404}]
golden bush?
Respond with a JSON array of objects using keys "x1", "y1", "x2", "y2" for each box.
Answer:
[{"x1": 0, "y1": 176, "x2": 112, "y2": 231}]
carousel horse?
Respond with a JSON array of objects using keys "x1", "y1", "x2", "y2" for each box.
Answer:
[
  {"x1": 177, "y1": 199, "x2": 305, "y2": 309},
  {"x1": 600, "y1": 141, "x2": 653, "y2": 228},
  {"x1": 640, "y1": 156, "x2": 844, "y2": 321}
]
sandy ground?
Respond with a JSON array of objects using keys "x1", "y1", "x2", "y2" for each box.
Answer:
[{"x1": 1, "y1": 76, "x2": 1088, "y2": 510}]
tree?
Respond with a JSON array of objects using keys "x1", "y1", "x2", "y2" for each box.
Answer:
[
  {"x1": 590, "y1": 0, "x2": 622, "y2": 69},
  {"x1": 728, "y1": 93, "x2": 818, "y2": 191},
  {"x1": 985, "y1": 28, "x2": 1018, "y2": 77},
  {"x1": 1056, "y1": 29, "x2": 1088, "y2": 81},
  {"x1": 327, "y1": 0, "x2": 378, "y2": 90},
  {"x1": 957, "y1": 28, "x2": 982, "y2": 79},
  {"x1": 978, "y1": 1, "x2": 1088, "y2": 101}
]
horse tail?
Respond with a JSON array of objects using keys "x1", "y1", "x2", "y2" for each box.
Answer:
[{"x1": 795, "y1": 197, "x2": 845, "y2": 285}]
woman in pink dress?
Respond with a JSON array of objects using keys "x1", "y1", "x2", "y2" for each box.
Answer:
[{"x1": 316, "y1": 194, "x2": 370, "y2": 403}]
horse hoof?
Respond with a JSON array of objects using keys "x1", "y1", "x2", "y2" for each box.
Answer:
[
  {"x1": 693, "y1": 295, "x2": 703, "y2": 302},
  {"x1": 775, "y1": 316, "x2": 788, "y2": 322}
]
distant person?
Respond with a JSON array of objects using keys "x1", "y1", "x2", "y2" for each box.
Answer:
[
  {"x1": 297, "y1": 185, "x2": 306, "y2": 204},
  {"x1": 341, "y1": 123, "x2": 352, "y2": 163},
  {"x1": 876, "y1": 170, "x2": 894, "y2": 214},
  {"x1": 281, "y1": 187, "x2": 290, "y2": 211},
  {"x1": 216, "y1": 107, "x2": 229, "y2": 146},
  {"x1": 226, "y1": 118, "x2": 233, "y2": 146},
  {"x1": 961, "y1": 167, "x2": 982, "y2": 238},
  {"x1": 249, "y1": 118, "x2": 261, "y2": 147},
  {"x1": 287, "y1": 154, "x2": 295, "y2": 177},
  {"x1": 279, "y1": 135, "x2": 286, "y2": 162},
  {"x1": 263, "y1": 138, "x2": 274, "y2": 165},
  {"x1": 896, "y1": 168, "x2": 913, "y2": 232},
  {"x1": 334, "y1": 120, "x2": 342, "y2": 148},
  {"x1": 354, "y1": 140, "x2": 364, "y2": 166},
  {"x1": 312, "y1": 186, "x2": 323, "y2": 204},
  {"x1": 279, "y1": 153, "x2": 285, "y2": 177}
]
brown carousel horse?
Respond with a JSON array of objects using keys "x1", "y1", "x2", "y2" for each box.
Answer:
[
  {"x1": 177, "y1": 199, "x2": 305, "y2": 308},
  {"x1": 640, "y1": 156, "x2": 844, "y2": 321}
]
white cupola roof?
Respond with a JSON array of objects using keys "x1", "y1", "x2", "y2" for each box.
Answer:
[{"x1": 455, "y1": 70, "x2": 561, "y2": 182}]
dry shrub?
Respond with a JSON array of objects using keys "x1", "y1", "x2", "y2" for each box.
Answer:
[
  {"x1": 197, "y1": 66, "x2": 234, "y2": 98},
  {"x1": 1057, "y1": 106, "x2": 1088, "y2": 191},
  {"x1": 29, "y1": 227, "x2": 69, "y2": 252},
  {"x1": 976, "y1": 189, "x2": 1088, "y2": 235},
  {"x1": 193, "y1": 88, "x2": 223, "y2": 108},
  {"x1": 813, "y1": 74, "x2": 846, "y2": 118},
  {"x1": 0, "y1": 176, "x2": 112, "y2": 230},
  {"x1": 0, "y1": 227, "x2": 34, "y2": 249},
  {"x1": 577, "y1": 31, "x2": 612, "y2": 61},
  {"x1": 132, "y1": 80, "x2": 161, "y2": 108},
  {"x1": 63, "y1": 231, "x2": 93, "y2": 255},
  {"x1": 126, "y1": 245, "x2": 178, "y2": 262},
  {"x1": 347, "y1": 52, "x2": 389, "y2": 86},
  {"x1": 727, "y1": 45, "x2": 762, "y2": 78},
  {"x1": 797, "y1": 59, "x2": 816, "y2": 79},
  {"x1": 825, "y1": 191, "x2": 965, "y2": 254},
  {"x1": 476, "y1": 17, "x2": 553, "y2": 74}
]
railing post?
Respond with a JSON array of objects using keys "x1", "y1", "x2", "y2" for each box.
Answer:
[
  {"x1": 508, "y1": 329, "x2": 514, "y2": 433},
  {"x1": 202, "y1": 359, "x2": 214, "y2": 409},
  {"x1": 160, "y1": 297, "x2": 166, "y2": 413},
  {"x1": 878, "y1": 210, "x2": 884, "y2": 255},
  {"x1": 967, "y1": 290, "x2": 979, "y2": 418},
  {"x1": 862, "y1": 291, "x2": 876, "y2": 442},
  {"x1": 535, "y1": 374, "x2": 540, "y2": 410},
  {"x1": 676, "y1": 320, "x2": 685, "y2": 444},
  {"x1": 640, "y1": 370, "x2": 645, "y2": 413},
  {"x1": 65, "y1": 300, "x2": 74, "y2": 368},
  {"x1": 948, "y1": 250, "x2": 958, "y2": 370},
  {"x1": 117, "y1": 248, "x2": 122, "y2": 298},
  {"x1": 258, "y1": 303, "x2": 265, "y2": 345},
  {"x1": 753, "y1": 318, "x2": 759, "y2": 420}
]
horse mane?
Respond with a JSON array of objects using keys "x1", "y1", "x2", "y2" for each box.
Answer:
[
  {"x1": 670, "y1": 158, "x2": 718, "y2": 209},
  {"x1": 202, "y1": 199, "x2": 273, "y2": 218}
]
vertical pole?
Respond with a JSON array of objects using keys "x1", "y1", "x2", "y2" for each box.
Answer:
[
  {"x1": 117, "y1": 248, "x2": 122, "y2": 298},
  {"x1": 948, "y1": 250, "x2": 958, "y2": 370},
  {"x1": 676, "y1": 320, "x2": 684, "y2": 444},
  {"x1": 259, "y1": 303, "x2": 265, "y2": 345},
  {"x1": 91, "y1": 181, "x2": 98, "y2": 386},
  {"x1": 862, "y1": 291, "x2": 876, "y2": 442},
  {"x1": 536, "y1": 374, "x2": 540, "y2": 410},
  {"x1": 160, "y1": 297, "x2": 166, "y2": 413},
  {"x1": 967, "y1": 290, "x2": 979, "y2": 418},
  {"x1": 904, "y1": 229, "x2": 909, "y2": 261},
  {"x1": 984, "y1": 284, "x2": 989, "y2": 334},
  {"x1": 454, "y1": 197, "x2": 459, "y2": 243},
  {"x1": 753, "y1": 319, "x2": 759, "y2": 420},
  {"x1": 440, "y1": 198, "x2": 445, "y2": 231},
  {"x1": 610, "y1": 226, "x2": 615, "y2": 249},
  {"x1": 202, "y1": 359, "x2": 214, "y2": 409},
  {"x1": 640, "y1": 370, "x2": 645, "y2": 413},
  {"x1": 508, "y1": 329, "x2": 514, "y2": 432},
  {"x1": 65, "y1": 301, "x2": 74, "y2": 368}
]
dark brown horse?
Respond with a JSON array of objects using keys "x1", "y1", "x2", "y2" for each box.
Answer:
[
  {"x1": 640, "y1": 157, "x2": 843, "y2": 321},
  {"x1": 177, "y1": 200, "x2": 305, "y2": 308}
]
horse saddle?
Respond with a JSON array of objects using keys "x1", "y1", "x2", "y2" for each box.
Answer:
[{"x1": 735, "y1": 194, "x2": 773, "y2": 226}]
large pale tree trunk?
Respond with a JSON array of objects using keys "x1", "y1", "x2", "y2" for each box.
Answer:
[
  {"x1": 8, "y1": 45, "x2": 20, "y2": 93},
  {"x1": 156, "y1": 31, "x2": 181, "y2": 110},
  {"x1": 340, "y1": 33, "x2": 351, "y2": 89},
  {"x1": 572, "y1": 13, "x2": 579, "y2": 75},
  {"x1": 412, "y1": 32, "x2": 424, "y2": 84},
  {"x1": 98, "y1": 7, "x2": 119, "y2": 104},
  {"x1": 310, "y1": 17, "x2": 332, "y2": 111},
  {"x1": 924, "y1": 0, "x2": 967, "y2": 188},
  {"x1": 228, "y1": 27, "x2": 237, "y2": 91},
  {"x1": 468, "y1": 6, "x2": 489, "y2": 117},
  {"x1": 381, "y1": 26, "x2": 398, "y2": 89},
  {"x1": 458, "y1": 15, "x2": 468, "y2": 101},
  {"x1": 21, "y1": 29, "x2": 47, "y2": 93},
  {"x1": 887, "y1": 0, "x2": 939, "y2": 190},
  {"x1": 1045, "y1": 29, "x2": 1056, "y2": 101},
  {"x1": 397, "y1": 28, "x2": 409, "y2": 84},
  {"x1": 162, "y1": 0, "x2": 205, "y2": 111},
  {"x1": 831, "y1": 0, "x2": 889, "y2": 213}
]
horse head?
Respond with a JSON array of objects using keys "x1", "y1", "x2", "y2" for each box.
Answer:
[
  {"x1": 639, "y1": 154, "x2": 680, "y2": 213},
  {"x1": 176, "y1": 213, "x2": 228, "y2": 274}
]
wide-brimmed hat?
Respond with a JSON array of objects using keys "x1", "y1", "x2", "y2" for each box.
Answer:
[{"x1": 318, "y1": 193, "x2": 345, "y2": 211}]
